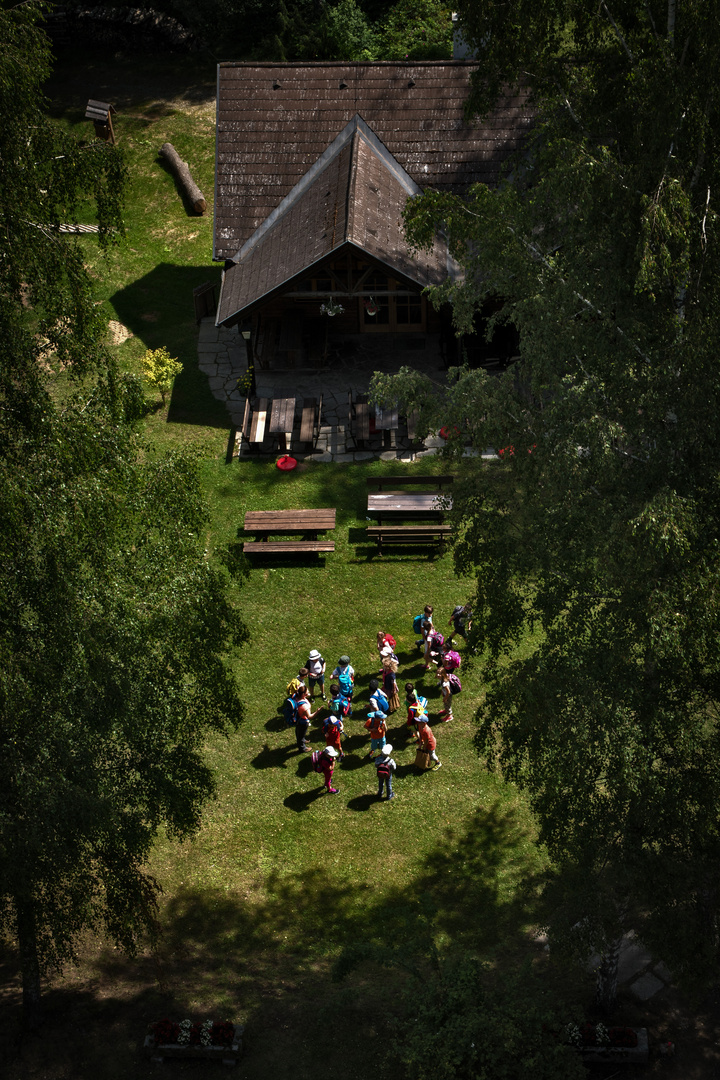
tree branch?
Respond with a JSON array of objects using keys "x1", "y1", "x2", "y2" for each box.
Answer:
[{"x1": 600, "y1": 1, "x2": 634, "y2": 62}]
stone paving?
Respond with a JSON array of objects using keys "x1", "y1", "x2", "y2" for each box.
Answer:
[{"x1": 197, "y1": 317, "x2": 457, "y2": 462}]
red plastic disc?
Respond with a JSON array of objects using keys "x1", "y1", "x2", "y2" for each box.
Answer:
[{"x1": 276, "y1": 455, "x2": 297, "y2": 471}]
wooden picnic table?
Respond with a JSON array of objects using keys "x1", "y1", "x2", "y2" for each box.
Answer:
[
  {"x1": 374, "y1": 404, "x2": 399, "y2": 430},
  {"x1": 269, "y1": 395, "x2": 296, "y2": 451},
  {"x1": 367, "y1": 492, "x2": 452, "y2": 523},
  {"x1": 244, "y1": 508, "x2": 336, "y2": 538}
]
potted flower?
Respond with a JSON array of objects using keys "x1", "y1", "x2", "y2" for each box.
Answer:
[
  {"x1": 144, "y1": 1018, "x2": 243, "y2": 1063},
  {"x1": 319, "y1": 299, "x2": 344, "y2": 317},
  {"x1": 364, "y1": 297, "x2": 379, "y2": 317}
]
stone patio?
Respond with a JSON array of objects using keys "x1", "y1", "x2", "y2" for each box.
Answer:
[{"x1": 197, "y1": 317, "x2": 454, "y2": 463}]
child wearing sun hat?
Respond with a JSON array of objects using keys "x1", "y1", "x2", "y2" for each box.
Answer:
[{"x1": 375, "y1": 743, "x2": 397, "y2": 800}]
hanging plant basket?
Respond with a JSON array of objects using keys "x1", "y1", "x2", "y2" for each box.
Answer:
[
  {"x1": 319, "y1": 299, "x2": 344, "y2": 317},
  {"x1": 364, "y1": 297, "x2": 379, "y2": 317}
]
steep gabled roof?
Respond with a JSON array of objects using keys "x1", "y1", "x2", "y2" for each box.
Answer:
[
  {"x1": 216, "y1": 115, "x2": 452, "y2": 326},
  {"x1": 214, "y1": 61, "x2": 533, "y2": 261}
]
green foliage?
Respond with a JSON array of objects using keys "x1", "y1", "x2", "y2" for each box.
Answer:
[
  {"x1": 336, "y1": 901, "x2": 583, "y2": 1080},
  {"x1": 0, "y1": 5, "x2": 246, "y2": 1024},
  {"x1": 316, "y1": 0, "x2": 378, "y2": 60},
  {"x1": 373, "y1": 0, "x2": 720, "y2": 993},
  {"x1": 140, "y1": 345, "x2": 183, "y2": 404},
  {"x1": 378, "y1": 0, "x2": 452, "y2": 60}
]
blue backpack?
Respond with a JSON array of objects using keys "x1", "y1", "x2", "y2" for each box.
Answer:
[
  {"x1": 283, "y1": 696, "x2": 299, "y2": 726},
  {"x1": 337, "y1": 668, "x2": 354, "y2": 695},
  {"x1": 372, "y1": 689, "x2": 389, "y2": 714},
  {"x1": 413, "y1": 613, "x2": 425, "y2": 635},
  {"x1": 330, "y1": 696, "x2": 351, "y2": 718}
]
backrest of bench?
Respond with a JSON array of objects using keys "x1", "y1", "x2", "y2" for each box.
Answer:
[{"x1": 366, "y1": 475, "x2": 454, "y2": 490}]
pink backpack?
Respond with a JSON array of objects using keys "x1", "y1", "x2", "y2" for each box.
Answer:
[{"x1": 444, "y1": 650, "x2": 462, "y2": 672}]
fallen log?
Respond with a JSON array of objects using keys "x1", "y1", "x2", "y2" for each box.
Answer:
[{"x1": 159, "y1": 142, "x2": 206, "y2": 214}]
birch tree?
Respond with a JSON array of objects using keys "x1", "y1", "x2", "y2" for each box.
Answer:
[{"x1": 371, "y1": 0, "x2": 720, "y2": 1006}]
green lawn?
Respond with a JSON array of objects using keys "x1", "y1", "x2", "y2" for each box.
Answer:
[{"x1": 2, "y1": 50, "x2": 585, "y2": 1080}]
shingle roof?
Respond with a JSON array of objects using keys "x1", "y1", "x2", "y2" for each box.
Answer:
[
  {"x1": 214, "y1": 61, "x2": 533, "y2": 262},
  {"x1": 216, "y1": 114, "x2": 453, "y2": 325}
]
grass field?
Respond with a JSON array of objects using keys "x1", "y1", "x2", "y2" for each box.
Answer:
[{"x1": 1, "y1": 44, "x2": 700, "y2": 1080}]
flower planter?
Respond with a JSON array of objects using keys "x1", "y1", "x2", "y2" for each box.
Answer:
[
  {"x1": 577, "y1": 1026, "x2": 648, "y2": 1066},
  {"x1": 143, "y1": 1024, "x2": 243, "y2": 1066}
]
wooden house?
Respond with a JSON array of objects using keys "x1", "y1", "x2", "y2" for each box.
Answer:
[{"x1": 213, "y1": 62, "x2": 532, "y2": 366}]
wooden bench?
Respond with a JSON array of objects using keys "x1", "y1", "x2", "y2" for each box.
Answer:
[
  {"x1": 366, "y1": 474, "x2": 454, "y2": 491},
  {"x1": 367, "y1": 524, "x2": 452, "y2": 554},
  {"x1": 248, "y1": 397, "x2": 269, "y2": 445},
  {"x1": 349, "y1": 391, "x2": 370, "y2": 447},
  {"x1": 243, "y1": 540, "x2": 335, "y2": 555},
  {"x1": 298, "y1": 394, "x2": 323, "y2": 449}
]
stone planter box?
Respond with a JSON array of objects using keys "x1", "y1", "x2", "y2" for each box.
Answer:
[
  {"x1": 578, "y1": 1027, "x2": 648, "y2": 1066},
  {"x1": 143, "y1": 1024, "x2": 244, "y2": 1066}
]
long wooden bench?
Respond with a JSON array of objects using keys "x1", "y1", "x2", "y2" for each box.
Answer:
[
  {"x1": 366, "y1": 474, "x2": 454, "y2": 491},
  {"x1": 349, "y1": 390, "x2": 370, "y2": 447},
  {"x1": 249, "y1": 397, "x2": 269, "y2": 444},
  {"x1": 298, "y1": 394, "x2": 323, "y2": 449},
  {"x1": 367, "y1": 524, "x2": 452, "y2": 554},
  {"x1": 243, "y1": 540, "x2": 335, "y2": 555}
]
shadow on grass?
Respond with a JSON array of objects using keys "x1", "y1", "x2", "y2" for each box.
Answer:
[
  {"x1": 250, "y1": 743, "x2": 296, "y2": 770},
  {"x1": 346, "y1": 794, "x2": 379, "y2": 812},
  {"x1": 283, "y1": 789, "x2": 325, "y2": 812},
  {"x1": 0, "y1": 799, "x2": 551, "y2": 1080},
  {"x1": 110, "y1": 263, "x2": 228, "y2": 429}
]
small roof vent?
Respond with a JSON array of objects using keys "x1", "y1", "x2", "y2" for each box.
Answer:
[
  {"x1": 339, "y1": 79, "x2": 348, "y2": 89},
  {"x1": 408, "y1": 78, "x2": 416, "y2": 88},
  {"x1": 273, "y1": 79, "x2": 281, "y2": 90}
]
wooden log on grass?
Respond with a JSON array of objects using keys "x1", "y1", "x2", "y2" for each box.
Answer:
[{"x1": 159, "y1": 142, "x2": 206, "y2": 214}]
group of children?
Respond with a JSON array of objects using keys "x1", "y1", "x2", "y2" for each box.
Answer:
[{"x1": 284, "y1": 603, "x2": 472, "y2": 799}]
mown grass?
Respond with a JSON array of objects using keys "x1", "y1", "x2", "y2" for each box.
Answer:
[{"x1": 0, "y1": 49, "x2": 596, "y2": 1080}]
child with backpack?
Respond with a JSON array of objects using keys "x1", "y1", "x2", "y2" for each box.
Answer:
[
  {"x1": 364, "y1": 710, "x2": 387, "y2": 759},
  {"x1": 413, "y1": 605, "x2": 433, "y2": 649},
  {"x1": 328, "y1": 682, "x2": 352, "y2": 721},
  {"x1": 415, "y1": 716, "x2": 441, "y2": 770},
  {"x1": 405, "y1": 682, "x2": 429, "y2": 739},
  {"x1": 323, "y1": 710, "x2": 345, "y2": 759},
  {"x1": 442, "y1": 648, "x2": 462, "y2": 674},
  {"x1": 375, "y1": 744, "x2": 397, "y2": 800},
  {"x1": 368, "y1": 678, "x2": 390, "y2": 717},
  {"x1": 312, "y1": 745, "x2": 339, "y2": 793},
  {"x1": 376, "y1": 631, "x2": 398, "y2": 667},
  {"x1": 447, "y1": 604, "x2": 472, "y2": 645},
  {"x1": 427, "y1": 626, "x2": 446, "y2": 667},
  {"x1": 306, "y1": 649, "x2": 326, "y2": 700},
  {"x1": 381, "y1": 656, "x2": 400, "y2": 713},
  {"x1": 421, "y1": 619, "x2": 435, "y2": 670},
  {"x1": 436, "y1": 666, "x2": 454, "y2": 722},
  {"x1": 286, "y1": 667, "x2": 309, "y2": 697},
  {"x1": 331, "y1": 655, "x2": 355, "y2": 701}
]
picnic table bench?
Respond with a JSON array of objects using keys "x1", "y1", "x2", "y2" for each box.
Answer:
[
  {"x1": 243, "y1": 508, "x2": 336, "y2": 556},
  {"x1": 239, "y1": 396, "x2": 269, "y2": 451},
  {"x1": 349, "y1": 391, "x2": 370, "y2": 447},
  {"x1": 366, "y1": 474, "x2": 454, "y2": 491},
  {"x1": 366, "y1": 523, "x2": 452, "y2": 554},
  {"x1": 298, "y1": 394, "x2": 323, "y2": 450}
]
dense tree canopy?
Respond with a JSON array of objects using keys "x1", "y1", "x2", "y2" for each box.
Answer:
[
  {"x1": 371, "y1": 0, "x2": 720, "y2": 997},
  {"x1": 0, "y1": 5, "x2": 245, "y2": 1025}
]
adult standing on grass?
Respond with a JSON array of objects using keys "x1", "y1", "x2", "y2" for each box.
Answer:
[
  {"x1": 306, "y1": 649, "x2": 326, "y2": 700},
  {"x1": 295, "y1": 686, "x2": 320, "y2": 753}
]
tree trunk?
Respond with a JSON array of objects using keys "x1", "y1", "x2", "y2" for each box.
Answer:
[
  {"x1": 16, "y1": 900, "x2": 43, "y2": 1030},
  {"x1": 595, "y1": 938, "x2": 621, "y2": 1015},
  {"x1": 159, "y1": 143, "x2": 206, "y2": 214}
]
